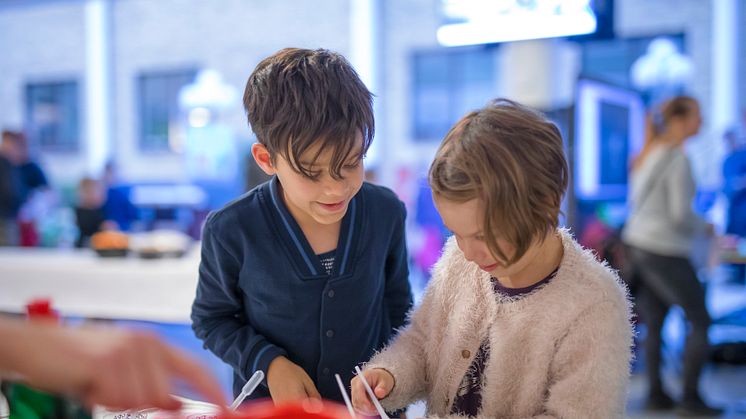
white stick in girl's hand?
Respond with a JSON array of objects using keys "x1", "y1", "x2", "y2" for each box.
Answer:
[
  {"x1": 229, "y1": 370, "x2": 265, "y2": 411},
  {"x1": 334, "y1": 373, "x2": 357, "y2": 419},
  {"x1": 354, "y1": 366, "x2": 390, "y2": 419}
]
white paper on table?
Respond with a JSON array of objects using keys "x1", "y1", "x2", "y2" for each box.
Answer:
[{"x1": 93, "y1": 396, "x2": 220, "y2": 419}]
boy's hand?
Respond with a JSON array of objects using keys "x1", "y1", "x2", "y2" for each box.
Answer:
[
  {"x1": 266, "y1": 356, "x2": 321, "y2": 405},
  {"x1": 350, "y1": 368, "x2": 394, "y2": 416}
]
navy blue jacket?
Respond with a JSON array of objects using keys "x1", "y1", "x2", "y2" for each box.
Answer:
[{"x1": 191, "y1": 177, "x2": 413, "y2": 402}]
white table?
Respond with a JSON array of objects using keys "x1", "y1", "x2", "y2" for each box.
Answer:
[{"x1": 0, "y1": 246, "x2": 201, "y2": 323}]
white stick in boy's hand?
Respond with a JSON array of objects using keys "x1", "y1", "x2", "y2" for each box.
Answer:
[
  {"x1": 229, "y1": 370, "x2": 264, "y2": 411},
  {"x1": 352, "y1": 366, "x2": 392, "y2": 419}
]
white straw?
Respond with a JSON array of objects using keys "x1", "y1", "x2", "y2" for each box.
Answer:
[
  {"x1": 334, "y1": 374, "x2": 357, "y2": 419},
  {"x1": 354, "y1": 366, "x2": 390, "y2": 419},
  {"x1": 229, "y1": 370, "x2": 265, "y2": 411}
]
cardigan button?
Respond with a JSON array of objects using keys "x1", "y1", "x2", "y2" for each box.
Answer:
[{"x1": 462, "y1": 349, "x2": 471, "y2": 359}]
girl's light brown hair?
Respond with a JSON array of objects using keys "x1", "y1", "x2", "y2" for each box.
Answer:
[
  {"x1": 632, "y1": 95, "x2": 698, "y2": 171},
  {"x1": 429, "y1": 99, "x2": 568, "y2": 265}
]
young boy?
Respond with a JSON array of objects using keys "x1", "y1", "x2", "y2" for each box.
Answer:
[
  {"x1": 351, "y1": 99, "x2": 632, "y2": 418},
  {"x1": 74, "y1": 177, "x2": 108, "y2": 248},
  {"x1": 191, "y1": 48, "x2": 413, "y2": 406}
]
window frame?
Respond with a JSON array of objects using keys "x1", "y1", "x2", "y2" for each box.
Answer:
[
  {"x1": 24, "y1": 79, "x2": 81, "y2": 153},
  {"x1": 135, "y1": 68, "x2": 197, "y2": 153}
]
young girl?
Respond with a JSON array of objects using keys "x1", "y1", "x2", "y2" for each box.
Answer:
[
  {"x1": 622, "y1": 96, "x2": 721, "y2": 416},
  {"x1": 351, "y1": 99, "x2": 633, "y2": 418}
]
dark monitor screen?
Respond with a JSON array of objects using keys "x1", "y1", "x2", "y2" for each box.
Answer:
[
  {"x1": 574, "y1": 78, "x2": 644, "y2": 200},
  {"x1": 598, "y1": 100, "x2": 630, "y2": 186}
]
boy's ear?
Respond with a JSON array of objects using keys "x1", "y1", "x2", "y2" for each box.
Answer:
[{"x1": 252, "y1": 143, "x2": 276, "y2": 175}]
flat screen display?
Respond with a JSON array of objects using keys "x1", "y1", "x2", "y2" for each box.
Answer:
[
  {"x1": 437, "y1": 0, "x2": 598, "y2": 46},
  {"x1": 575, "y1": 78, "x2": 644, "y2": 200}
]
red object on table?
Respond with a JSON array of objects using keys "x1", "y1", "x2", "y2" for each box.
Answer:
[
  {"x1": 224, "y1": 399, "x2": 352, "y2": 419},
  {"x1": 26, "y1": 298, "x2": 60, "y2": 322}
]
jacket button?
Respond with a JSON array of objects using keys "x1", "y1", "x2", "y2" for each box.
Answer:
[
  {"x1": 326, "y1": 329, "x2": 334, "y2": 338},
  {"x1": 462, "y1": 349, "x2": 471, "y2": 358}
]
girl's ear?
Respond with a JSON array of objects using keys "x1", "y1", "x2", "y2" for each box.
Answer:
[{"x1": 252, "y1": 143, "x2": 276, "y2": 175}]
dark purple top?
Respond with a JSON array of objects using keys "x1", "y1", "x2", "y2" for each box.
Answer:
[{"x1": 450, "y1": 268, "x2": 559, "y2": 417}]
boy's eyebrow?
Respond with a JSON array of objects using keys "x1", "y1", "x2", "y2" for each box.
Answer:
[{"x1": 298, "y1": 152, "x2": 363, "y2": 168}]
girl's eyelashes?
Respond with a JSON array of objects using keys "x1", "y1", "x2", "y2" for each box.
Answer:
[{"x1": 305, "y1": 171, "x2": 322, "y2": 181}]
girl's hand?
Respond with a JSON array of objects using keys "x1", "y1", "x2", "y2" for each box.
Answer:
[{"x1": 350, "y1": 368, "x2": 394, "y2": 416}]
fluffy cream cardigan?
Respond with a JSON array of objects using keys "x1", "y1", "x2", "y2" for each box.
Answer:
[{"x1": 366, "y1": 229, "x2": 633, "y2": 419}]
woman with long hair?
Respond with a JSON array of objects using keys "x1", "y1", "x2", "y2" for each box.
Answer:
[{"x1": 622, "y1": 96, "x2": 721, "y2": 416}]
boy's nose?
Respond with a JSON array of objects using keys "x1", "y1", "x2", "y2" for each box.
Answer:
[{"x1": 322, "y1": 176, "x2": 348, "y2": 195}]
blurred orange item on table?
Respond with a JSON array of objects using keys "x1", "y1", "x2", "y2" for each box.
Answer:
[
  {"x1": 90, "y1": 230, "x2": 129, "y2": 250},
  {"x1": 91, "y1": 231, "x2": 130, "y2": 257}
]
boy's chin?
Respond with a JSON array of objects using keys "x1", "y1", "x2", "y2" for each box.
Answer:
[{"x1": 310, "y1": 209, "x2": 347, "y2": 225}]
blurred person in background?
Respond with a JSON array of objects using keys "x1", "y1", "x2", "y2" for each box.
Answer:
[
  {"x1": 722, "y1": 126, "x2": 746, "y2": 284},
  {"x1": 74, "y1": 177, "x2": 114, "y2": 248},
  {"x1": 0, "y1": 146, "x2": 20, "y2": 246},
  {"x1": 101, "y1": 160, "x2": 138, "y2": 232},
  {"x1": 622, "y1": 96, "x2": 722, "y2": 416},
  {"x1": 1, "y1": 130, "x2": 50, "y2": 246},
  {"x1": 0, "y1": 131, "x2": 48, "y2": 205}
]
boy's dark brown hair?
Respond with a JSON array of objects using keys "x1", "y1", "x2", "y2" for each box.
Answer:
[
  {"x1": 429, "y1": 99, "x2": 569, "y2": 265},
  {"x1": 244, "y1": 48, "x2": 373, "y2": 179}
]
